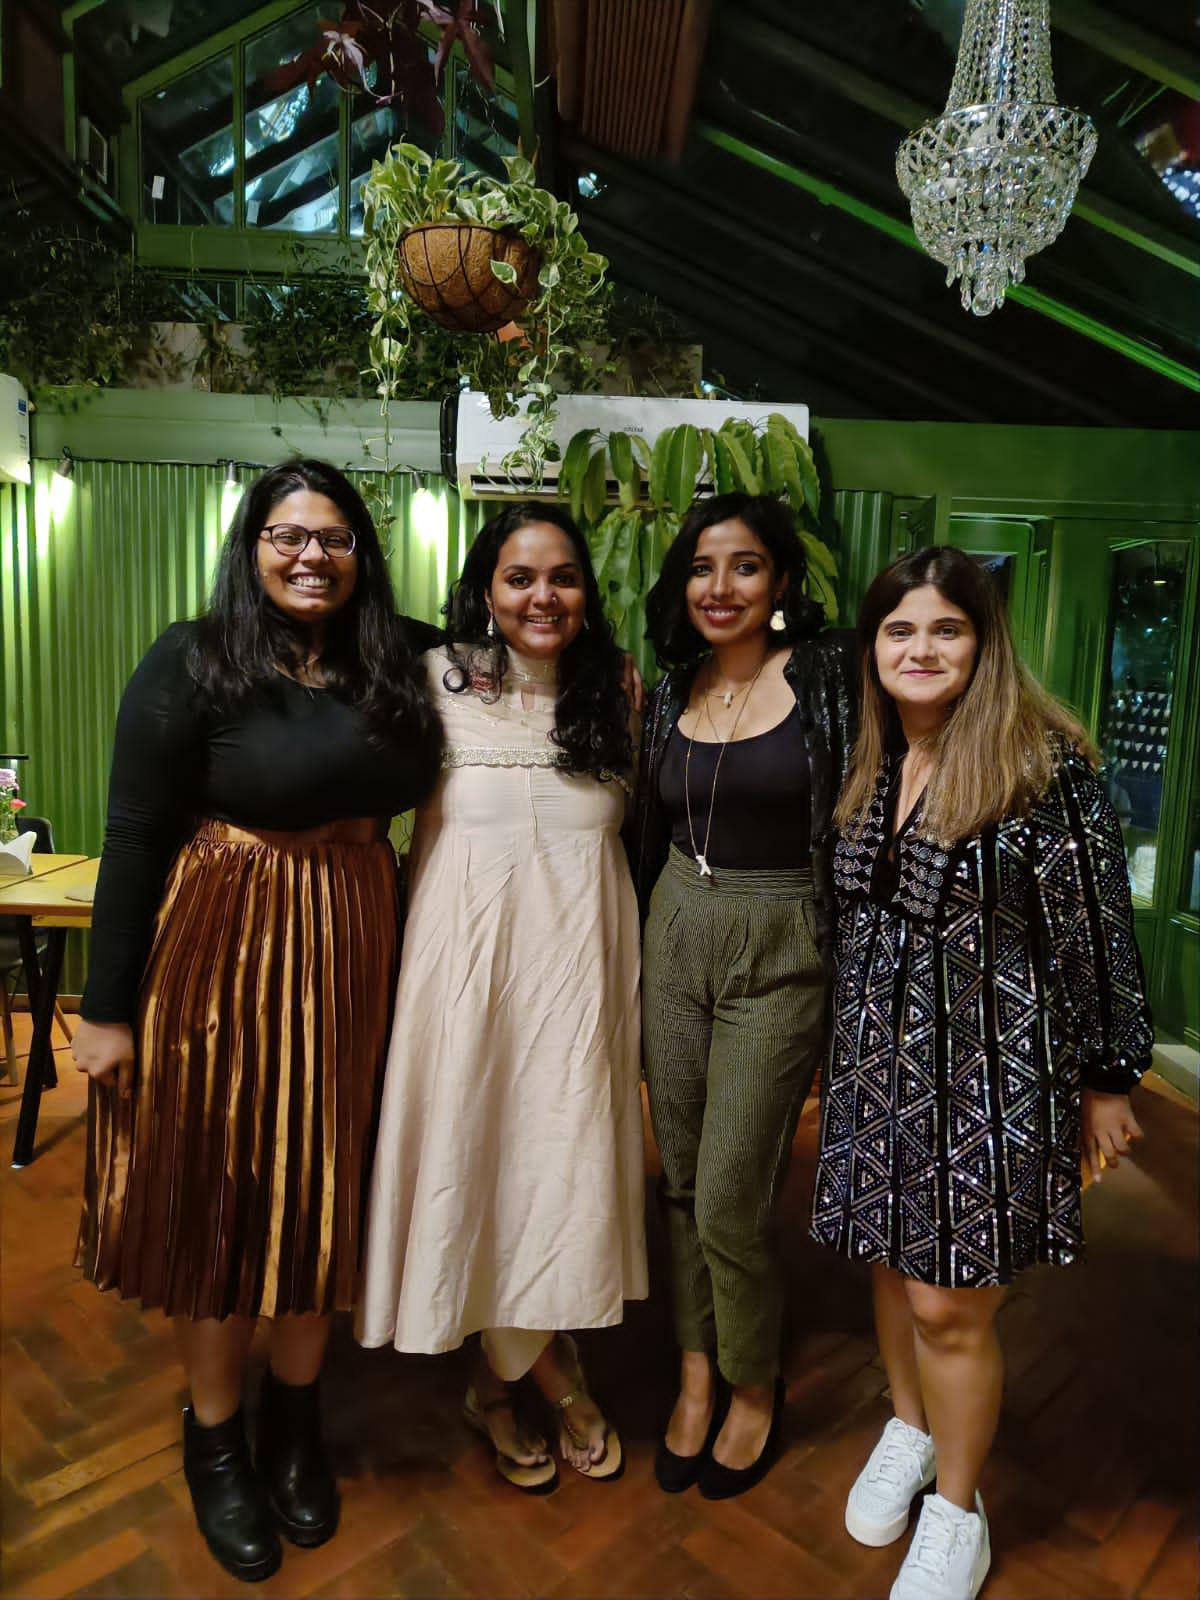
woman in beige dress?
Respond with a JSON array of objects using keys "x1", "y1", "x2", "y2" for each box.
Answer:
[{"x1": 358, "y1": 503, "x2": 647, "y2": 1493}]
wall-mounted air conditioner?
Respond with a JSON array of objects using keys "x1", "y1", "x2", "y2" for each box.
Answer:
[
  {"x1": 448, "y1": 392, "x2": 810, "y2": 500},
  {"x1": 0, "y1": 375, "x2": 31, "y2": 486}
]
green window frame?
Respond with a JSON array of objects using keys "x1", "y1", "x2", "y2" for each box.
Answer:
[{"x1": 118, "y1": 0, "x2": 519, "y2": 280}]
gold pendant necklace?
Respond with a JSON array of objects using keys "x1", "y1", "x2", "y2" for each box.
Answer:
[{"x1": 684, "y1": 659, "x2": 767, "y2": 876}]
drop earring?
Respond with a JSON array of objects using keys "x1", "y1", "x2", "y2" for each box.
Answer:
[{"x1": 769, "y1": 601, "x2": 786, "y2": 633}]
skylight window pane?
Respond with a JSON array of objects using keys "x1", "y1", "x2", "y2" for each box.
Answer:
[
  {"x1": 244, "y1": 5, "x2": 341, "y2": 234},
  {"x1": 348, "y1": 103, "x2": 438, "y2": 236},
  {"x1": 141, "y1": 54, "x2": 234, "y2": 225},
  {"x1": 453, "y1": 63, "x2": 517, "y2": 181}
]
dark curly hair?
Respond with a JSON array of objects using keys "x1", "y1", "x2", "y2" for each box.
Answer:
[
  {"x1": 444, "y1": 502, "x2": 631, "y2": 779},
  {"x1": 645, "y1": 492, "x2": 825, "y2": 669},
  {"x1": 188, "y1": 458, "x2": 441, "y2": 762}
]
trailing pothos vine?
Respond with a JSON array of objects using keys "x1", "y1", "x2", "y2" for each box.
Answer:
[
  {"x1": 362, "y1": 143, "x2": 609, "y2": 484},
  {"x1": 559, "y1": 414, "x2": 840, "y2": 681}
]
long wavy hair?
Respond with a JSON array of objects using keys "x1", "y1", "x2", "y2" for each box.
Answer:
[
  {"x1": 443, "y1": 502, "x2": 631, "y2": 779},
  {"x1": 644, "y1": 492, "x2": 825, "y2": 669},
  {"x1": 188, "y1": 458, "x2": 441, "y2": 758},
  {"x1": 836, "y1": 545, "x2": 1094, "y2": 845}
]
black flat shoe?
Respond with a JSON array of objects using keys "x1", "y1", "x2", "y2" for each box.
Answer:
[
  {"x1": 697, "y1": 1377, "x2": 785, "y2": 1502},
  {"x1": 256, "y1": 1370, "x2": 340, "y2": 1547},
  {"x1": 654, "y1": 1381, "x2": 730, "y2": 1494},
  {"x1": 182, "y1": 1405, "x2": 282, "y2": 1583}
]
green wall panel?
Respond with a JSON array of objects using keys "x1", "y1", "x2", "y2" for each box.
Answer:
[
  {"x1": 6, "y1": 396, "x2": 1198, "y2": 1051},
  {"x1": 2, "y1": 459, "x2": 488, "y2": 992}
]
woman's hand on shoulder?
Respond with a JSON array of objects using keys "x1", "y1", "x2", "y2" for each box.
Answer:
[
  {"x1": 621, "y1": 653, "x2": 645, "y2": 714},
  {"x1": 71, "y1": 1019, "x2": 136, "y2": 1099},
  {"x1": 1080, "y1": 1088, "x2": 1143, "y2": 1184}
]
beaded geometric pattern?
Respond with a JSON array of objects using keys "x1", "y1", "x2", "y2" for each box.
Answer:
[{"x1": 813, "y1": 754, "x2": 1153, "y2": 1287}]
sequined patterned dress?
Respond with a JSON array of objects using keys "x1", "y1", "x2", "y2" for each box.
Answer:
[{"x1": 810, "y1": 750, "x2": 1153, "y2": 1287}]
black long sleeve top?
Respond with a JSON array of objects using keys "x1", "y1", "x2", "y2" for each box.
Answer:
[{"x1": 81, "y1": 617, "x2": 444, "y2": 1025}]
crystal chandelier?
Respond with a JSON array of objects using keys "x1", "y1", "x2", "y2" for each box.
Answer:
[{"x1": 896, "y1": 0, "x2": 1097, "y2": 315}]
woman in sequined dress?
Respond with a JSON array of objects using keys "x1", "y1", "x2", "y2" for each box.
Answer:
[
  {"x1": 812, "y1": 546, "x2": 1152, "y2": 1600},
  {"x1": 357, "y1": 504, "x2": 647, "y2": 1494}
]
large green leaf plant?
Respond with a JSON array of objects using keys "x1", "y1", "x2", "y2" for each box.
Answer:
[
  {"x1": 362, "y1": 143, "x2": 609, "y2": 484},
  {"x1": 559, "y1": 414, "x2": 839, "y2": 681}
]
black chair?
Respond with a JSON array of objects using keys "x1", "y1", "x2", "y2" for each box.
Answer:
[{"x1": 1, "y1": 817, "x2": 72, "y2": 1083}]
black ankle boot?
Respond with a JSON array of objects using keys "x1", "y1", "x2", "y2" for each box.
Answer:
[
  {"x1": 182, "y1": 1406, "x2": 282, "y2": 1583},
  {"x1": 255, "y1": 1370, "x2": 340, "y2": 1547}
]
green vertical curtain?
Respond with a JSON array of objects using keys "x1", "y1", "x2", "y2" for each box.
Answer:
[{"x1": 1, "y1": 459, "x2": 490, "y2": 992}]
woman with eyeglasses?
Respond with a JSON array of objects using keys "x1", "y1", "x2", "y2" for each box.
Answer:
[{"x1": 70, "y1": 459, "x2": 443, "y2": 1584}]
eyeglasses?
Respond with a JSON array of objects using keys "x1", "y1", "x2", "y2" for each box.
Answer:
[{"x1": 260, "y1": 523, "x2": 357, "y2": 559}]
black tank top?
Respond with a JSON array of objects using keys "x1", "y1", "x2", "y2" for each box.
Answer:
[{"x1": 659, "y1": 703, "x2": 811, "y2": 870}]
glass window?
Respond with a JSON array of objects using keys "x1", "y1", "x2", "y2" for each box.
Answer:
[
  {"x1": 349, "y1": 103, "x2": 439, "y2": 236},
  {"x1": 1099, "y1": 540, "x2": 1189, "y2": 903},
  {"x1": 141, "y1": 55, "x2": 235, "y2": 225},
  {"x1": 453, "y1": 63, "x2": 518, "y2": 179},
  {"x1": 972, "y1": 552, "x2": 1014, "y2": 608},
  {"x1": 1184, "y1": 786, "x2": 1200, "y2": 915},
  {"x1": 244, "y1": 6, "x2": 341, "y2": 234}
]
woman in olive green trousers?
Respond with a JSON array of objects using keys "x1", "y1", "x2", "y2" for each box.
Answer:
[{"x1": 632, "y1": 494, "x2": 856, "y2": 1500}]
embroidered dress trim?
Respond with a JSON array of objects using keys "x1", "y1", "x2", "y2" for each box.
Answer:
[{"x1": 442, "y1": 745, "x2": 632, "y2": 794}]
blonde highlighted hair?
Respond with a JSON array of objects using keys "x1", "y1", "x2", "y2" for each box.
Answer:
[{"x1": 835, "y1": 546, "x2": 1096, "y2": 847}]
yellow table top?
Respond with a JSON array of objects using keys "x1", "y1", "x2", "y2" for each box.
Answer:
[
  {"x1": 0, "y1": 852, "x2": 86, "y2": 889},
  {"x1": 0, "y1": 857, "x2": 100, "y2": 923}
]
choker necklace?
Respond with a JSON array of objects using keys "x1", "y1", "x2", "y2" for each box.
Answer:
[
  {"x1": 505, "y1": 649, "x2": 557, "y2": 686},
  {"x1": 684, "y1": 658, "x2": 767, "y2": 876}
]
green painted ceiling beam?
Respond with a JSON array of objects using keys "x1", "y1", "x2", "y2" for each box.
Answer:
[
  {"x1": 583, "y1": 211, "x2": 983, "y2": 418},
  {"x1": 1051, "y1": 0, "x2": 1200, "y2": 100},
  {"x1": 135, "y1": 224, "x2": 363, "y2": 276},
  {"x1": 717, "y1": 12, "x2": 1200, "y2": 281},
  {"x1": 570, "y1": 138, "x2": 1122, "y2": 424},
  {"x1": 121, "y1": 0, "x2": 307, "y2": 100},
  {"x1": 695, "y1": 120, "x2": 1200, "y2": 395}
]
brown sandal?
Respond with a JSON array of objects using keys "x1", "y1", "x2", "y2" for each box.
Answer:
[
  {"x1": 464, "y1": 1385, "x2": 559, "y2": 1495},
  {"x1": 553, "y1": 1335, "x2": 624, "y2": 1482}
]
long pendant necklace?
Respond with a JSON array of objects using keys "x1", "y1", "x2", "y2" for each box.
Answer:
[{"x1": 684, "y1": 659, "x2": 766, "y2": 877}]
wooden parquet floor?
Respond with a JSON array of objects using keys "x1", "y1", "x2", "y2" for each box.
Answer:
[{"x1": 2, "y1": 1017, "x2": 1197, "y2": 1600}]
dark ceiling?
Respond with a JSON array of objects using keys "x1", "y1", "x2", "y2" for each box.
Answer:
[
  {"x1": 38, "y1": 0, "x2": 1200, "y2": 428},
  {"x1": 558, "y1": 0, "x2": 1200, "y2": 427}
]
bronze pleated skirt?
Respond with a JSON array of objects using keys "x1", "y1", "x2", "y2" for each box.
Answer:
[{"x1": 77, "y1": 817, "x2": 399, "y2": 1320}]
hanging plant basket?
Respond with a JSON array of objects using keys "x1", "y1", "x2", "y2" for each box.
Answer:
[{"x1": 396, "y1": 223, "x2": 541, "y2": 334}]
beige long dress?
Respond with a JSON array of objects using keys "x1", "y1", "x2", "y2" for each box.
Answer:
[{"x1": 357, "y1": 646, "x2": 648, "y2": 1356}]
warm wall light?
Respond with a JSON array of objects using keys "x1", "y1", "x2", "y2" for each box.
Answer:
[
  {"x1": 410, "y1": 482, "x2": 449, "y2": 598},
  {"x1": 220, "y1": 461, "x2": 243, "y2": 528},
  {"x1": 411, "y1": 485, "x2": 446, "y2": 549},
  {"x1": 50, "y1": 448, "x2": 75, "y2": 518}
]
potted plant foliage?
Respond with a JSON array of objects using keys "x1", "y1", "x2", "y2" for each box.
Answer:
[
  {"x1": 559, "y1": 413, "x2": 840, "y2": 680},
  {"x1": 362, "y1": 142, "x2": 609, "y2": 483}
]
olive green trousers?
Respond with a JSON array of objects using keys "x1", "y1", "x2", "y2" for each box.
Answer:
[{"x1": 642, "y1": 846, "x2": 826, "y2": 1387}]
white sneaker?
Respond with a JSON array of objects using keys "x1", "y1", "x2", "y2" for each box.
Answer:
[
  {"x1": 845, "y1": 1417, "x2": 937, "y2": 1546},
  {"x1": 889, "y1": 1492, "x2": 990, "y2": 1600}
]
